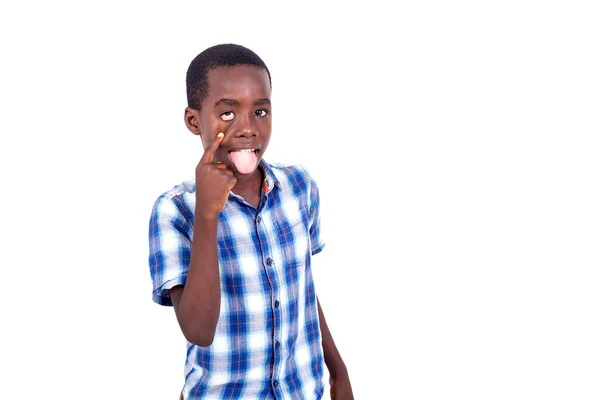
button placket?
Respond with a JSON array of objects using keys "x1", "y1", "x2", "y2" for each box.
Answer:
[{"x1": 256, "y1": 207, "x2": 284, "y2": 394}]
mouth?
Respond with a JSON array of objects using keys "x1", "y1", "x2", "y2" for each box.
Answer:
[
  {"x1": 228, "y1": 148, "x2": 259, "y2": 154},
  {"x1": 227, "y1": 148, "x2": 260, "y2": 174}
]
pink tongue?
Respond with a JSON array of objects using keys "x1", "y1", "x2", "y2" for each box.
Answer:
[{"x1": 229, "y1": 151, "x2": 258, "y2": 174}]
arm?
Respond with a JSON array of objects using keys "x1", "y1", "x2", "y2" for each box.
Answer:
[
  {"x1": 170, "y1": 132, "x2": 236, "y2": 347},
  {"x1": 170, "y1": 214, "x2": 221, "y2": 347},
  {"x1": 304, "y1": 169, "x2": 352, "y2": 397},
  {"x1": 318, "y1": 297, "x2": 354, "y2": 399}
]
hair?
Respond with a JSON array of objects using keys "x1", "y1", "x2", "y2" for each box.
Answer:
[{"x1": 186, "y1": 43, "x2": 272, "y2": 110}]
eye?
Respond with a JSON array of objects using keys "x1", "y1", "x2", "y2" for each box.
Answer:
[
  {"x1": 255, "y1": 109, "x2": 268, "y2": 117},
  {"x1": 220, "y1": 111, "x2": 235, "y2": 121}
]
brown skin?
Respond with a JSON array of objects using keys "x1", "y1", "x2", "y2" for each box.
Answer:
[
  {"x1": 169, "y1": 65, "x2": 353, "y2": 398},
  {"x1": 318, "y1": 298, "x2": 354, "y2": 399},
  {"x1": 186, "y1": 65, "x2": 272, "y2": 207}
]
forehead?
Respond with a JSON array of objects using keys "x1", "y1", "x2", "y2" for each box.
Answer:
[{"x1": 205, "y1": 65, "x2": 271, "y2": 102}]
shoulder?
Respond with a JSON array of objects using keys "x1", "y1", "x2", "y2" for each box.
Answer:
[
  {"x1": 157, "y1": 179, "x2": 196, "y2": 200},
  {"x1": 150, "y1": 179, "x2": 196, "y2": 217},
  {"x1": 267, "y1": 161, "x2": 318, "y2": 191}
]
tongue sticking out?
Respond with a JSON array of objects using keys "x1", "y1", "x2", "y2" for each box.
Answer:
[{"x1": 229, "y1": 150, "x2": 258, "y2": 174}]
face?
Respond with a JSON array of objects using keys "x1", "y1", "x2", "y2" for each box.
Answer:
[{"x1": 185, "y1": 65, "x2": 272, "y2": 180}]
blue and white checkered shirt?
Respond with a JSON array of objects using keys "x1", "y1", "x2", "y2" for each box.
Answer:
[{"x1": 148, "y1": 160, "x2": 326, "y2": 399}]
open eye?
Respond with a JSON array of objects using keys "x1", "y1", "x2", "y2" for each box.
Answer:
[
  {"x1": 220, "y1": 111, "x2": 235, "y2": 121},
  {"x1": 255, "y1": 109, "x2": 268, "y2": 117}
]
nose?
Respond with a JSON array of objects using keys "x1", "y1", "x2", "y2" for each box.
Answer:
[{"x1": 232, "y1": 112, "x2": 257, "y2": 138}]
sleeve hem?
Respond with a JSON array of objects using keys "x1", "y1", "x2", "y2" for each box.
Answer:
[
  {"x1": 152, "y1": 275, "x2": 187, "y2": 307},
  {"x1": 311, "y1": 242, "x2": 325, "y2": 256}
]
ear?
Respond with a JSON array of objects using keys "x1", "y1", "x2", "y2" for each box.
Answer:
[{"x1": 184, "y1": 107, "x2": 202, "y2": 136}]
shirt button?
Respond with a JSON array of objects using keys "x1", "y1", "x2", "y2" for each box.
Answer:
[
  {"x1": 257, "y1": 216, "x2": 262, "y2": 223},
  {"x1": 274, "y1": 300, "x2": 280, "y2": 308},
  {"x1": 273, "y1": 380, "x2": 279, "y2": 387},
  {"x1": 266, "y1": 257, "x2": 273, "y2": 266},
  {"x1": 276, "y1": 341, "x2": 280, "y2": 349}
]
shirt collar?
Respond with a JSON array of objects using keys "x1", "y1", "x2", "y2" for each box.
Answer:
[
  {"x1": 259, "y1": 159, "x2": 280, "y2": 195},
  {"x1": 224, "y1": 159, "x2": 281, "y2": 202}
]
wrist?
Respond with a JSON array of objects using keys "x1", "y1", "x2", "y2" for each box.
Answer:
[{"x1": 194, "y1": 209, "x2": 219, "y2": 226}]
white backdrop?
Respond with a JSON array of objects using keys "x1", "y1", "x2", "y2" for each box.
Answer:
[{"x1": 1, "y1": 1, "x2": 599, "y2": 399}]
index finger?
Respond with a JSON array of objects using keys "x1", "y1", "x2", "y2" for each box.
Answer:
[{"x1": 200, "y1": 132, "x2": 225, "y2": 164}]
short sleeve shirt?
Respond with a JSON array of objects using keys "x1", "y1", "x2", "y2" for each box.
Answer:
[{"x1": 148, "y1": 160, "x2": 326, "y2": 399}]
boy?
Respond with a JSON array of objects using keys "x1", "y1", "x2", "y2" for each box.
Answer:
[{"x1": 148, "y1": 44, "x2": 353, "y2": 399}]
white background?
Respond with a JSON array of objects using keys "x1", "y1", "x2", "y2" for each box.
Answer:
[{"x1": 1, "y1": 1, "x2": 599, "y2": 399}]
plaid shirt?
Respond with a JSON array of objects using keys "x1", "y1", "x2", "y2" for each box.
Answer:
[{"x1": 148, "y1": 160, "x2": 326, "y2": 399}]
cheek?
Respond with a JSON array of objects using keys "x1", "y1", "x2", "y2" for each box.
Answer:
[
  {"x1": 215, "y1": 118, "x2": 234, "y2": 134},
  {"x1": 257, "y1": 118, "x2": 272, "y2": 131},
  {"x1": 213, "y1": 148, "x2": 230, "y2": 164},
  {"x1": 201, "y1": 119, "x2": 229, "y2": 144},
  {"x1": 209, "y1": 119, "x2": 223, "y2": 131},
  {"x1": 199, "y1": 110, "x2": 227, "y2": 132}
]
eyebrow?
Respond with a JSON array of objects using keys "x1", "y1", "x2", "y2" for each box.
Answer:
[
  {"x1": 214, "y1": 98, "x2": 239, "y2": 107},
  {"x1": 214, "y1": 98, "x2": 271, "y2": 107},
  {"x1": 254, "y1": 98, "x2": 271, "y2": 106}
]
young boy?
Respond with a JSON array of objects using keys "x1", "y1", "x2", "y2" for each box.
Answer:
[{"x1": 148, "y1": 44, "x2": 353, "y2": 399}]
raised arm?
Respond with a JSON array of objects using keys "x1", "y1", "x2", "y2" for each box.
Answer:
[{"x1": 170, "y1": 132, "x2": 236, "y2": 347}]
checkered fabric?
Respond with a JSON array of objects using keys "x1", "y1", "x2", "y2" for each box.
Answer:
[{"x1": 148, "y1": 160, "x2": 326, "y2": 399}]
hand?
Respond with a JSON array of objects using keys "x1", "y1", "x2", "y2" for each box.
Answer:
[
  {"x1": 330, "y1": 376, "x2": 354, "y2": 400},
  {"x1": 195, "y1": 132, "x2": 237, "y2": 219}
]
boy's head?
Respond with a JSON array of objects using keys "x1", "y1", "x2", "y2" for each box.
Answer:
[
  {"x1": 186, "y1": 44, "x2": 271, "y2": 110},
  {"x1": 184, "y1": 43, "x2": 273, "y2": 179}
]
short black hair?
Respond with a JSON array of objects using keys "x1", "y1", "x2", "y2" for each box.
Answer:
[{"x1": 186, "y1": 43, "x2": 272, "y2": 110}]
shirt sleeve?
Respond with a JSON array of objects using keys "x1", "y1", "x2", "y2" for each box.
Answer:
[
  {"x1": 148, "y1": 194, "x2": 192, "y2": 306},
  {"x1": 305, "y1": 169, "x2": 325, "y2": 256}
]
